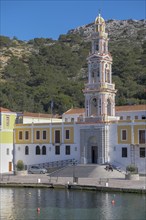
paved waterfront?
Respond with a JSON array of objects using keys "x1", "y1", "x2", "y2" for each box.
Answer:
[{"x1": 0, "y1": 165, "x2": 146, "y2": 191}]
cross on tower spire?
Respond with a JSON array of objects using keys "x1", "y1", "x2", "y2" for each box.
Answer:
[{"x1": 98, "y1": 9, "x2": 101, "y2": 16}]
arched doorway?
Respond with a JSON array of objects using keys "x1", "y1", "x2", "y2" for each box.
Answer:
[
  {"x1": 91, "y1": 146, "x2": 98, "y2": 163},
  {"x1": 87, "y1": 136, "x2": 98, "y2": 164}
]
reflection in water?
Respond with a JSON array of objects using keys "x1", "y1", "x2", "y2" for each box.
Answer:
[{"x1": 0, "y1": 188, "x2": 146, "y2": 220}]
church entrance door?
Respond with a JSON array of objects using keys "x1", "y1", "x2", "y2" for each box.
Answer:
[{"x1": 91, "y1": 146, "x2": 98, "y2": 163}]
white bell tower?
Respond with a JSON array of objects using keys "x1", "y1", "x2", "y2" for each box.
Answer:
[{"x1": 83, "y1": 13, "x2": 117, "y2": 122}]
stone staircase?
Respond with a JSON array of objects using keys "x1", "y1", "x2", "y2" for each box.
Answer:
[{"x1": 49, "y1": 164, "x2": 125, "y2": 179}]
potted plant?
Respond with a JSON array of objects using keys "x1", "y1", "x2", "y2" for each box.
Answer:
[
  {"x1": 125, "y1": 164, "x2": 139, "y2": 180},
  {"x1": 16, "y1": 160, "x2": 27, "y2": 176}
]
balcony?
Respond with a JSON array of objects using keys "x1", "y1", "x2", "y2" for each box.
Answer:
[{"x1": 84, "y1": 82, "x2": 115, "y2": 92}]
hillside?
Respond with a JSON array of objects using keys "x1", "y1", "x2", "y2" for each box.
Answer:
[{"x1": 0, "y1": 19, "x2": 146, "y2": 114}]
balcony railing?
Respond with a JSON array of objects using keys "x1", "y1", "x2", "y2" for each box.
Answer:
[
  {"x1": 28, "y1": 159, "x2": 74, "y2": 170},
  {"x1": 84, "y1": 82, "x2": 115, "y2": 91}
]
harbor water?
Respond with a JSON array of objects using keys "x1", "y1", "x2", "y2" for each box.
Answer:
[{"x1": 0, "y1": 187, "x2": 146, "y2": 220}]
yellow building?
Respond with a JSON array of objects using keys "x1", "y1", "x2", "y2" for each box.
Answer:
[
  {"x1": 14, "y1": 118, "x2": 79, "y2": 169},
  {"x1": 0, "y1": 107, "x2": 16, "y2": 173}
]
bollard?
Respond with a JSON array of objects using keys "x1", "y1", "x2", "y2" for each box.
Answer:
[{"x1": 106, "y1": 182, "x2": 108, "y2": 187}]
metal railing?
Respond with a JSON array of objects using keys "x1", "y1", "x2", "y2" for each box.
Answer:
[
  {"x1": 27, "y1": 159, "x2": 75, "y2": 170},
  {"x1": 112, "y1": 160, "x2": 127, "y2": 173}
]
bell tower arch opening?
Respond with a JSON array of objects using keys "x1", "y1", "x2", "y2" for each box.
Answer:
[
  {"x1": 90, "y1": 97, "x2": 98, "y2": 116},
  {"x1": 107, "y1": 98, "x2": 112, "y2": 116}
]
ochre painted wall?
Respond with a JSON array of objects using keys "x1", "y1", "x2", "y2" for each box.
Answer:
[
  {"x1": 15, "y1": 127, "x2": 32, "y2": 144},
  {"x1": 1, "y1": 132, "x2": 13, "y2": 143},
  {"x1": 134, "y1": 125, "x2": 146, "y2": 144},
  {"x1": 15, "y1": 126, "x2": 75, "y2": 145},
  {"x1": 2, "y1": 114, "x2": 16, "y2": 130},
  {"x1": 33, "y1": 128, "x2": 50, "y2": 144},
  {"x1": 52, "y1": 128, "x2": 62, "y2": 144},
  {"x1": 64, "y1": 127, "x2": 74, "y2": 144},
  {"x1": 118, "y1": 125, "x2": 131, "y2": 144}
]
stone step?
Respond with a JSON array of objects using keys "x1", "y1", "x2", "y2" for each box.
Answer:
[{"x1": 49, "y1": 164, "x2": 125, "y2": 179}]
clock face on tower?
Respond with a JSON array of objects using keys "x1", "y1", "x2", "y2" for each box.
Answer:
[{"x1": 91, "y1": 63, "x2": 98, "y2": 69}]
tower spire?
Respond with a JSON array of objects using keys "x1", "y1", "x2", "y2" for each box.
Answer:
[{"x1": 98, "y1": 9, "x2": 101, "y2": 16}]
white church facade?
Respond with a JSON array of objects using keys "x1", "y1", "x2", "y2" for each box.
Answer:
[{"x1": 0, "y1": 14, "x2": 146, "y2": 174}]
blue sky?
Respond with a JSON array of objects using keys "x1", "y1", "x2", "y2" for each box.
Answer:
[{"x1": 1, "y1": 0, "x2": 146, "y2": 41}]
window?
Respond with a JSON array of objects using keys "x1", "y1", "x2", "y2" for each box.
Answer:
[
  {"x1": 42, "y1": 146, "x2": 46, "y2": 155},
  {"x1": 139, "y1": 130, "x2": 146, "y2": 144},
  {"x1": 25, "y1": 131, "x2": 29, "y2": 140},
  {"x1": 122, "y1": 148, "x2": 127, "y2": 157},
  {"x1": 105, "y1": 67, "x2": 108, "y2": 82},
  {"x1": 55, "y1": 145, "x2": 60, "y2": 155},
  {"x1": 135, "y1": 116, "x2": 138, "y2": 120},
  {"x1": 78, "y1": 115, "x2": 83, "y2": 122},
  {"x1": 55, "y1": 130, "x2": 60, "y2": 143},
  {"x1": 25, "y1": 146, "x2": 29, "y2": 155},
  {"x1": 140, "y1": 148, "x2": 145, "y2": 158},
  {"x1": 92, "y1": 71, "x2": 95, "y2": 78},
  {"x1": 65, "y1": 130, "x2": 70, "y2": 139},
  {"x1": 127, "y1": 116, "x2": 130, "y2": 120},
  {"x1": 71, "y1": 118, "x2": 74, "y2": 122},
  {"x1": 107, "y1": 99, "x2": 112, "y2": 116},
  {"x1": 6, "y1": 115, "x2": 10, "y2": 126},
  {"x1": 107, "y1": 70, "x2": 110, "y2": 83},
  {"x1": 6, "y1": 148, "x2": 9, "y2": 155},
  {"x1": 42, "y1": 130, "x2": 47, "y2": 140},
  {"x1": 65, "y1": 118, "x2": 68, "y2": 122},
  {"x1": 142, "y1": 115, "x2": 146, "y2": 119},
  {"x1": 104, "y1": 42, "x2": 106, "y2": 52},
  {"x1": 120, "y1": 116, "x2": 123, "y2": 120},
  {"x1": 96, "y1": 43, "x2": 98, "y2": 50},
  {"x1": 122, "y1": 130, "x2": 127, "y2": 141},
  {"x1": 97, "y1": 67, "x2": 100, "y2": 77},
  {"x1": 36, "y1": 146, "x2": 40, "y2": 155},
  {"x1": 19, "y1": 131, "x2": 23, "y2": 140},
  {"x1": 36, "y1": 131, "x2": 40, "y2": 140},
  {"x1": 66, "y1": 145, "x2": 70, "y2": 155}
]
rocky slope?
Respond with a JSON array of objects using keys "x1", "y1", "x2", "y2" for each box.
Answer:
[{"x1": 68, "y1": 19, "x2": 146, "y2": 43}]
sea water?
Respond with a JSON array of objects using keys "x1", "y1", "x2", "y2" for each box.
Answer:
[{"x1": 0, "y1": 187, "x2": 146, "y2": 220}]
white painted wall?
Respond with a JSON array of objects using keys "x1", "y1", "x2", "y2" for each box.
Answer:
[
  {"x1": 23, "y1": 117, "x2": 62, "y2": 124},
  {"x1": 15, "y1": 143, "x2": 80, "y2": 166},
  {"x1": 0, "y1": 144, "x2": 13, "y2": 173},
  {"x1": 116, "y1": 110, "x2": 146, "y2": 120},
  {"x1": 108, "y1": 123, "x2": 117, "y2": 164},
  {"x1": 62, "y1": 113, "x2": 85, "y2": 123}
]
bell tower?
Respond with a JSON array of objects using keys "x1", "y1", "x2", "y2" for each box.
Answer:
[{"x1": 83, "y1": 13, "x2": 117, "y2": 121}]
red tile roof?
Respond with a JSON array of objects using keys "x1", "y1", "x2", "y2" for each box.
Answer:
[
  {"x1": 63, "y1": 108, "x2": 85, "y2": 115},
  {"x1": 0, "y1": 107, "x2": 13, "y2": 113},
  {"x1": 64, "y1": 105, "x2": 146, "y2": 115},
  {"x1": 23, "y1": 112, "x2": 60, "y2": 118},
  {"x1": 116, "y1": 105, "x2": 146, "y2": 112}
]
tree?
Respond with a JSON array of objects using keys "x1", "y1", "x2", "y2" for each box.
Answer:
[{"x1": 16, "y1": 160, "x2": 24, "y2": 171}]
